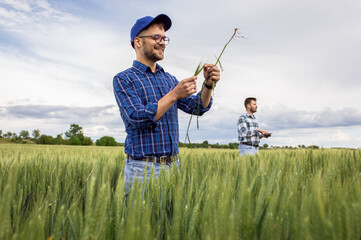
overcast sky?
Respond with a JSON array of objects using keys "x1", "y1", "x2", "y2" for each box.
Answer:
[{"x1": 1, "y1": 0, "x2": 361, "y2": 148}]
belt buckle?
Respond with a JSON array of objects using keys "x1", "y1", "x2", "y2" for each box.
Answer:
[{"x1": 159, "y1": 156, "x2": 168, "y2": 165}]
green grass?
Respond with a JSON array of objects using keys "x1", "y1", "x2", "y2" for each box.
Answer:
[{"x1": 0, "y1": 144, "x2": 361, "y2": 239}]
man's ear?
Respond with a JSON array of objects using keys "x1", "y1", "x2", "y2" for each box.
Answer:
[{"x1": 134, "y1": 37, "x2": 142, "y2": 49}]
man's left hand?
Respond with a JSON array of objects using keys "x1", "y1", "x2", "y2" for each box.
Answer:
[
  {"x1": 203, "y1": 64, "x2": 220, "y2": 87},
  {"x1": 258, "y1": 129, "x2": 271, "y2": 138},
  {"x1": 262, "y1": 132, "x2": 271, "y2": 138}
]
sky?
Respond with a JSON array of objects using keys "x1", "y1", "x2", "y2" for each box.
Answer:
[{"x1": 1, "y1": 0, "x2": 361, "y2": 148}]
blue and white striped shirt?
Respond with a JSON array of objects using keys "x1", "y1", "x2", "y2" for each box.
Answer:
[{"x1": 113, "y1": 60, "x2": 212, "y2": 159}]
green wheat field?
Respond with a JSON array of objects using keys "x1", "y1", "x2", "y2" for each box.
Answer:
[{"x1": 0, "y1": 144, "x2": 361, "y2": 240}]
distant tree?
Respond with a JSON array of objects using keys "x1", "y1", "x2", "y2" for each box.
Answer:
[
  {"x1": 263, "y1": 143, "x2": 269, "y2": 148},
  {"x1": 32, "y1": 129, "x2": 40, "y2": 139},
  {"x1": 65, "y1": 124, "x2": 94, "y2": 146},
  {"x1": 96, "y1": 136, "x2": 117, "y2": 146},
  {"x1": 82, "y1": 137, "x2": 93, "y2": 146},
  {"x1": 0, "y1": 130, "x2": 2, "y2": 138},
  {"x1": 36, "y1": 134, "x2": 55, "y2": 144},
  {"x1": 65, "y1": 124, "x2": 83, "y2": 139},
  {"x1": 308, "y1": 145, "x2": 319, "y2": 149},
  {"x1": 12, "y1": 133, "x2": 18, "y2": 139},
  {"x1": 69, "y1": 136, "x2": 82, "y2": 145},
  {"x1": 54, "y1": 134, "x2": 65, "y2": 145},
  {"x1": 228, "y1": 142, "x2": 238, "y2": 149},
  {"x1": 200, "y1": 140, "x2": 208, "y2": 148},
  {"x1": 19, "y1": 130, "x2": 30, "y2": 139}
]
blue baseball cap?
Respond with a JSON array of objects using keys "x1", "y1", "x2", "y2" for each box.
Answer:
[{"x1": 130, "y1": 14, "x2": 172, "y2": 48}]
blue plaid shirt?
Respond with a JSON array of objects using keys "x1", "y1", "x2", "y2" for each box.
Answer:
[{"x1": 113, "y1": 60, "x2": 212, "y2": 159}]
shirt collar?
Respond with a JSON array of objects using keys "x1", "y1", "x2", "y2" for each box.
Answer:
[
  {"x1": 132, "y1": 60, "x2": 165, "y2": 73},
  {"x1": 245, "y1": 112, "x2": 256, "y2": 119}
]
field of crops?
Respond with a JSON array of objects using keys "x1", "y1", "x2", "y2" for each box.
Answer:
[{"x1": 0, "y1": 144, "x2": 361, "y2": 239}]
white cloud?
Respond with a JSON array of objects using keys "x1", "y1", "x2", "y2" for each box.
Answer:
[
  {"x1": 0, "y1": 0, "x2": 77, "y2": 26},
  {"x1": 1, "y1": 0, "x2": 31, "y2": 12},
  {"x1": 0, "y1": 0, "x2": 134, "y2": 107},
  {"x1": 267, "y1": 127, "x2": 361, "y2": 148},
  {"x1": 357, "y1": 133, "x2": 361, "y2": 142},
  {"x1": 258, "y1": 106, "x2": 361, "y2": 130},
  {"x1": 0, "y1": 6, "x2": 28, "y2": 25},
  {"x1": 331, "y1": 130, "x2": 351, "y2": 142}
]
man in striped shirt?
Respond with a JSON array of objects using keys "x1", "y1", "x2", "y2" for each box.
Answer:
[
  {"x1": 113, "y1": 14, "x2": 220, "y2": 193},
  {"x1": 237, "y1": 97, "x2": 271, "y2": 156}
]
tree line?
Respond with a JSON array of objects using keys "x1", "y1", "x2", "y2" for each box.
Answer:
[
  {"x1": 0, "y1": 124, "x2": 121, "y2": 147},
  {"x1": 0, "y1": 125, "x2": 320, "y2": 149},
  {"x1": 179, "y1": 141, "x2": 320, "y2": 149}
]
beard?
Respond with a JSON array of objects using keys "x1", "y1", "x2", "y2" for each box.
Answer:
[{"x1": 142, "y1": 44, "x2": 165, "y2": 62}]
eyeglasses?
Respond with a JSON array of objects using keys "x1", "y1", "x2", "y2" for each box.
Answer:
[{"x1": 137, "y1": 34, "x2": 170, "y2": 45}]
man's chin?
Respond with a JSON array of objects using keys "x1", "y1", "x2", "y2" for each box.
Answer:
[
  {"x1": 155, "y1": 54, "x2": 164, "y2": 61},
  {"x1": 148, "y1": 54, "x2": 163, "y2": 62},
  {"x1": 155, "y1": 49, "x2": 164, "y2": 59}
]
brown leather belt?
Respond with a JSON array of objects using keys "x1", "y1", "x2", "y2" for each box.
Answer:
[{"x1": 127, "y1": 155, "x2": 178, "y2": 164}]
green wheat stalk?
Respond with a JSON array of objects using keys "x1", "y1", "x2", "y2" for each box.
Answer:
[{"x1": 185, "y1": 28, "x2": 244, "y2": 143}]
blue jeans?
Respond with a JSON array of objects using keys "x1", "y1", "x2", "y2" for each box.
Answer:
[
  {"x1": 124, "y1": 157, "x2": 180, "y2": 194},
  {"x1": 239, "y1": 144, "x2": 259, "y2": 156}
]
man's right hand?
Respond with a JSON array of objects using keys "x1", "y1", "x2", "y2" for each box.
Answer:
[
  {"x1": 172, "y1": 76, "x2": 198, "y2": 100},
  {"x1": 155, "y1": 76, "x2": 197, "y2": 121}
]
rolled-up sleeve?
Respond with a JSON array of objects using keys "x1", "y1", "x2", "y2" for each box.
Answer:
[
  {"x1": 177, "y1": 91, "x2": 212, "y2": 115},
  {"x1": 113, "y1": 75, "x2": 158, "y2": 129}
]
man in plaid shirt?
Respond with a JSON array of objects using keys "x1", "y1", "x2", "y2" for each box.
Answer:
[
  {"x1": 113, "y1": 14, "x2": 220, "y2": 193},
  {"x1": 237, "y1": 97, "x2": 271, "y2": 156}
]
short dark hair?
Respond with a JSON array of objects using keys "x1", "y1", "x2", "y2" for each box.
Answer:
[{"x1": 244, "y1": 97, "x2": 257, "y2": 108}]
